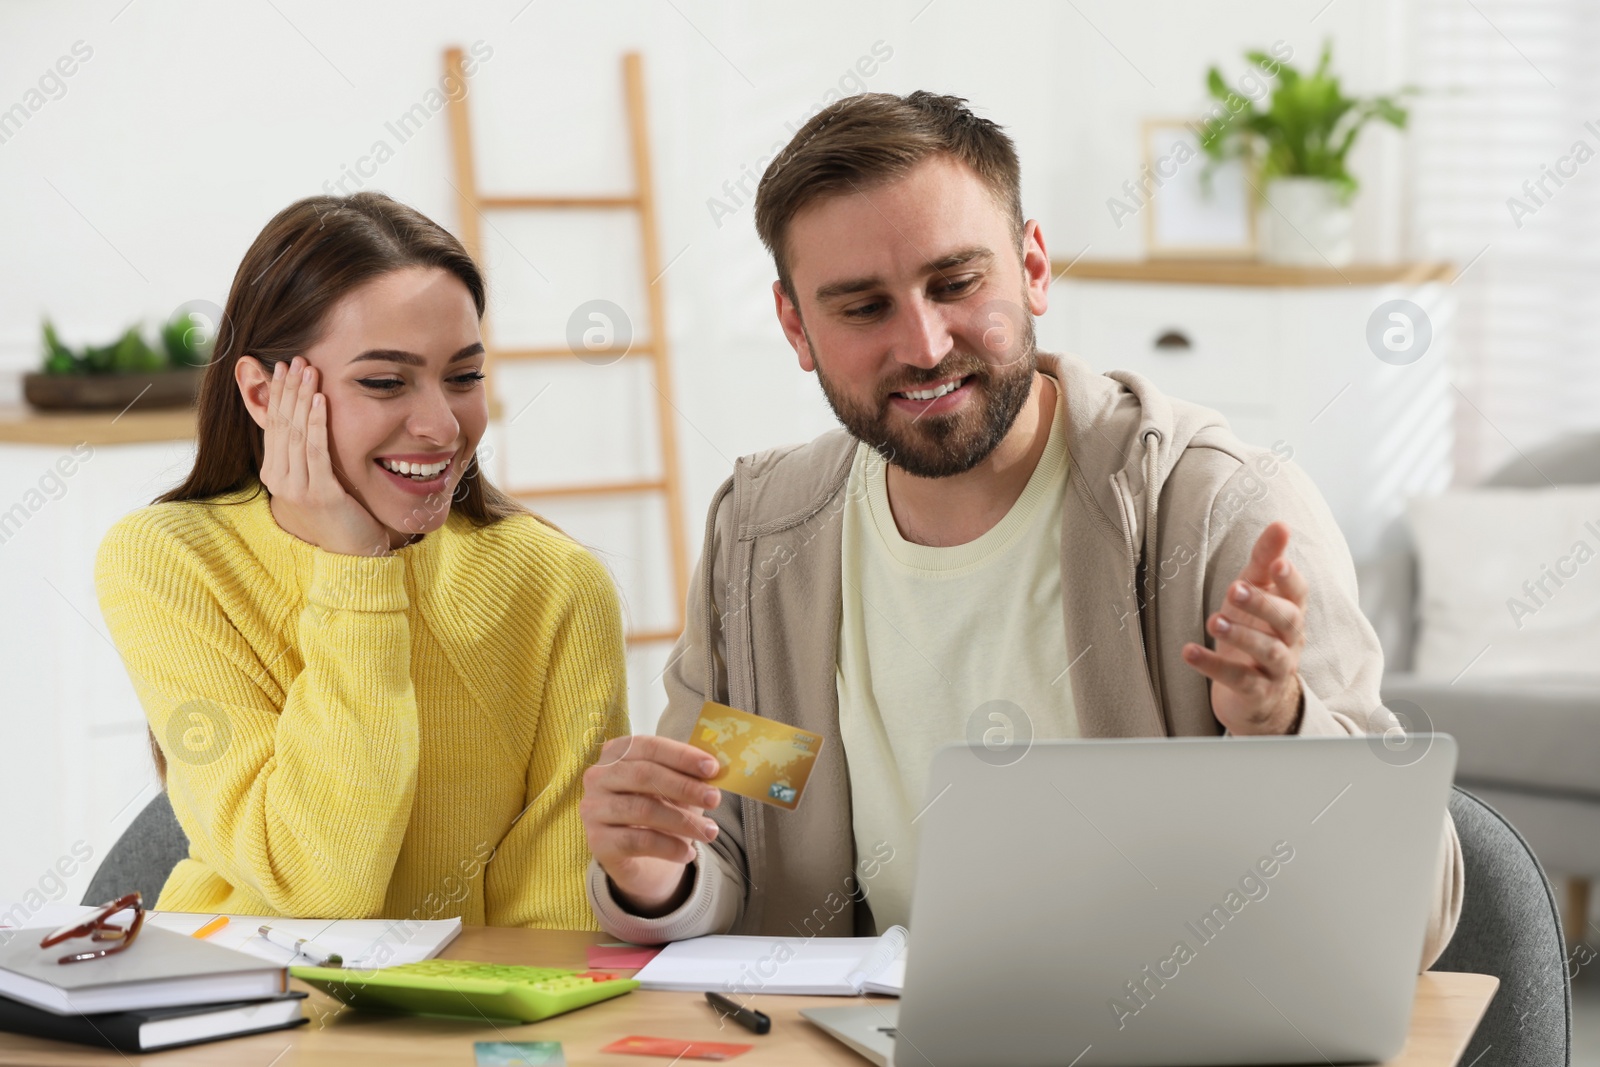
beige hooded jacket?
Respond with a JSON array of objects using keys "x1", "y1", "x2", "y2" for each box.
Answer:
[{"x1": 587, "y1": 354, "x2": 1463, "y2": 971}]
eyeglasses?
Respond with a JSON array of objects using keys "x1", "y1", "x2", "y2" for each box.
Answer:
[{"x1": 39, "y1": 892, "x2": 145, "y2": 965}]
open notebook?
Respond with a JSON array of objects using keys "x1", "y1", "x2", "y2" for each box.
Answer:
[
  {"x1": 145, "y1": 912, "x2": 461, "y2": 970},
  {"x1": 633, "y1": 925, "x2": 907, "y2": 996}
]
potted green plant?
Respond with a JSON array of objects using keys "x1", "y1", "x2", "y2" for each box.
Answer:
[
  {"x1": 1199, "y1": 42, "x2": 1411, "y2": 266},
  {"x1": 25, "y1": 313, "x2": 215, "y2": 412}
]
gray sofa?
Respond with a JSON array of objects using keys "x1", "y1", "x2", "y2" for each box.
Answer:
[{"x1": 1366, "y1": 430, "x2": 1600, "y2": 950}]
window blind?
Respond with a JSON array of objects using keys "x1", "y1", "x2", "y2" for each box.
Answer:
[{"x1": 1409, "y1": 0, "x2": 1600, "y2": 481}]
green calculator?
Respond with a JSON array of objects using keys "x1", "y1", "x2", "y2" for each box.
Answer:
[{"x1": 291, "y1": 959, "x2": 639, "y2": 1023}]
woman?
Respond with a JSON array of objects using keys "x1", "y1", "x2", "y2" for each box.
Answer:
[{"x1": 95, "y1": 192, "x2": 628, "y2": 928}]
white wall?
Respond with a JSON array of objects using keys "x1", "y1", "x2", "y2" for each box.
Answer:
[{"x1": 0, "y1": 0, "x2": 1409, "y2": 903}]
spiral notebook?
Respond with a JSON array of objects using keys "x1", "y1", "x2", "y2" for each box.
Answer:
[{"x1": 633, "y1": 926, "x2": 907, "y2": 996}]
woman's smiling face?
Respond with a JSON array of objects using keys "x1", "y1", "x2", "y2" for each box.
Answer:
[{"x1": 294, "y1": 265, "x2": 489, "y2": 544}]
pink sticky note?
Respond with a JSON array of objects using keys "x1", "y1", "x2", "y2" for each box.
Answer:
[{"x1": 587, "y1": 943, "x2": 662, "y2": 969}]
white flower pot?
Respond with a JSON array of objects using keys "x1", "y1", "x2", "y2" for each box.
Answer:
[{"x1": 1258, "y1": 178, "x2": 1354, "y2": 266}]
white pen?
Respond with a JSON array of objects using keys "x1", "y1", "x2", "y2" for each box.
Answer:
[{"x1": 258, "y1": 924, "x2": 344, "y2": 967}]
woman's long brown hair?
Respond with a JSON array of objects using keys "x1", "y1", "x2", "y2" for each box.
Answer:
[{"x1": 150, "y1": 191, "x2": 529, "y2": 781}]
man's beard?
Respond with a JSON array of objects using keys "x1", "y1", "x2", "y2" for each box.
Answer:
[{"x1": 812, "y1": 310, "x2": 1038, "y2": 479}]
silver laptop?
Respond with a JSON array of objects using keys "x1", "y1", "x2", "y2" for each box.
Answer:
[{"x1": 803, "y1": 734, "x2": 1457, "y2": 1066}]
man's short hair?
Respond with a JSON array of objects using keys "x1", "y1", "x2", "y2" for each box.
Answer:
[{"x1": 753, "y1": 90, "x2": 1024, "y2": 303}]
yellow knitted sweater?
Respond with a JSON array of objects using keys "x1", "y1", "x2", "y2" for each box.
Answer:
[{"x1": 94, "y1": 483, "x2": 628, "y2": 929}]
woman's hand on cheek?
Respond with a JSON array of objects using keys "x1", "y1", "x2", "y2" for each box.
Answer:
[{"x1": 261, "y1": 356, "x2": 391, "y2": 556}]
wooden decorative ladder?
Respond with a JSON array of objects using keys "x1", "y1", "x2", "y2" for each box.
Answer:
[{"x1": 443, "y1": 48, "x2": 689, "y2": 646}]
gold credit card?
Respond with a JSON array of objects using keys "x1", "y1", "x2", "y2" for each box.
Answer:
[{"x1": 689, "y1": 701, "x2": 823, "y2": 811}]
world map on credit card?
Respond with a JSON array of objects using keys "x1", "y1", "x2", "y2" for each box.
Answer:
[{"x1": 689, "y1": 701, "x2": 823, "y2": 811}]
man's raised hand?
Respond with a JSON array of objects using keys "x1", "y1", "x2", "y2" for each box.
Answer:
[{"x1": 1182, "y1": 521, "x2": 1309, "y2": 735}]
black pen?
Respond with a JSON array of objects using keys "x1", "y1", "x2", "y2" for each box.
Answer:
[{"x1": 705, "y1": 990, "x2": 771, "y2": 1035}]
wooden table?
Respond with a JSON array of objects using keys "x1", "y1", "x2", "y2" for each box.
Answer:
[{"x1": 0, "y1": 927, "x2": 1498, "y2": 1065}]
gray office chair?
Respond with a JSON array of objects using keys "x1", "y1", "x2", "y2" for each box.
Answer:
[
  {"x1": 1431, "y1": 787, "x2": 1572, "y2": 1067},
  {"x1": 81, "y1": 793, "x2": 189, "y2": 908}
]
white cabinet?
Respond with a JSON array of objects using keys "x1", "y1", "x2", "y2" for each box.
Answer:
[
  {"x1": 0, "y1": 416, "x2": 191, "y2": 906},
  {"x1": 1052, "y1": 263, "x2": 1457, "y2": 564}
]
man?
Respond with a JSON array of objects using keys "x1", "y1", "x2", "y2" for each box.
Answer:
[{"x1": 578, "y1": 91, "x2": 1462, "y2": 968}]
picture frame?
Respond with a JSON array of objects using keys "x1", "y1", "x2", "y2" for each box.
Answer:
[{"x1": 1140, "y1": 117, "x2": 1257, "y2": 259}]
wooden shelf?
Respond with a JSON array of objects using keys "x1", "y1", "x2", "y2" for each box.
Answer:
[
  {"x1": 1051, "y1": 259, "x2": 1456, "y2": 287},
  {"x1": 0, "y1": 404, "x2": 196, "y2": 446}
]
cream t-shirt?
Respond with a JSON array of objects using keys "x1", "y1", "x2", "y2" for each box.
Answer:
[{"x1": 836, "y1": 385, "x2": 1078, "y2": 933}]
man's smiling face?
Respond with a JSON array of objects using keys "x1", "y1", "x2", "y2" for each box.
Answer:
[{"x1": 774, "y1": 154, "x2": 1048, "y2": 478}]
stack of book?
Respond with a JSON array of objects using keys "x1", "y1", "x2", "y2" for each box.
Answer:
[{"x1": 0, "y1": 925, "x2": 306, "y2": 1053}]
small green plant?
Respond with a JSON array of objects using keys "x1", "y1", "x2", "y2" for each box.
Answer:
[
  {"x1": 40, "y1": 313, "x2": 214, "y2": 375},
  {"x1": 1199, "y1": 41, "x2": 1411, "y2": 202}
]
